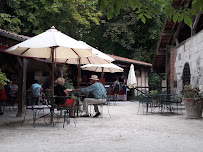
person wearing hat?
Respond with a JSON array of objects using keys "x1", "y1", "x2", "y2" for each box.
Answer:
[{"x1": 77, "y1": 75, "x2": 107, "y2": 117}]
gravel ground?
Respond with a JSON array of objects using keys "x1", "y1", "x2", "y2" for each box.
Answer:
[{"x1": 0, "y1": 101, "x2": 203, "y2": 152}]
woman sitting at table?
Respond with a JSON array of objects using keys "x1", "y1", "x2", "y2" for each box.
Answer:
[{"x1": 54, "y1": 77, "x2": 75, "y2": 117}]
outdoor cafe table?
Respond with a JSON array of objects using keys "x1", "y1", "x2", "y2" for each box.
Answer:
[
  {"x1": 142, "y1": 94, "x2": 174, "y2": 114},
  {"x1": 24, "y1": 94, "x2": 79, "y2": 127}
]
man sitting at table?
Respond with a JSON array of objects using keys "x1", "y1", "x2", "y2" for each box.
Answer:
[{"x1": 77, "y1": 75, "x2": 107, "y2": 118}]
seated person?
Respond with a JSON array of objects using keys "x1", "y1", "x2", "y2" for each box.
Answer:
[
  {"x1": 29, "y1": 79, "x2": 43, "y2": 105},
  {"x1": 9, "y1": 80, "x2": 18, "y2": 106},
  {"x1": 0, "y1": 84, "x2": 7, "y2": 115},
  {"x1": 76, "y1": 75, "x2": 107, "y2": 118},
  {"x1": 54, "y1": 77, "x2": 75, "y2": 118}
]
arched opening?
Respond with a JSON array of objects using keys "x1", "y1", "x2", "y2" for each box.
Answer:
[{"x1": 182, "y1": 62, "x2": 191, "y2": 88}]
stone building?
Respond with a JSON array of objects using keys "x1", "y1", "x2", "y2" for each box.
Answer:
[
  {"x1": 153, "y1": 0, "x2": 203, "y2": 93},
  {"x1": 173, "y1": 30, "x2": 203, "y2": 93}
]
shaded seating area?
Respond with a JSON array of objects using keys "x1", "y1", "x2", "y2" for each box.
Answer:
[{"x1": 22, "y1": 90, "x2": 80, "y2": 128}]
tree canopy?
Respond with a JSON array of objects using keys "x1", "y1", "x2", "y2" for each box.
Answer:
[
  {"x1": 86, "y1": 8, "x2": 163, "y2": 63},
  {"x1": 0, "y1": 0, "x2": 103, "y2": 38},
  {"x1": 2, "y1": 0, "x2": 199, "y2": 64},
  {"x1": 99, "y1": 0, "x2": 203, "y2": 26}
]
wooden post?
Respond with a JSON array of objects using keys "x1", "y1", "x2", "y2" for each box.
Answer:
[
  {"x1": 51, "y1": 47, "x2": 55, "y2": 123},
  {"x1": 16, "y1": 58, "x2": 27, "y2": 117}
]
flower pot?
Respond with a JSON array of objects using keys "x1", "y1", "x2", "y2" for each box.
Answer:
[{"x1": 183, "y1": 98, "x2": 203, "y2": 119}]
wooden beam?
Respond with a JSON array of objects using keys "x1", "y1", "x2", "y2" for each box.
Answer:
[
  {"x1": 191, "y1": 12, "x2": 201, "y2": 36},
  {"x1": 192, "y1": 12, "x2": 201, "y2": 30},
  {"x1": 166, "y1": 45, "x2": 175, "y2": 49},
  {"x1": 172, "y1": 21, "x2": 184, "y2": 45},
  {"x1": 156, "y1": 51, "x2": 166, "y2": 55},
  {"x1": 159, "y1": 48, "x2": 167, "y2": 51},
  {"x1": 162, "y1": 30, "x2": 176, "y2": 36},
  {"x1": 175, "y1": 38, "x2": 179, "y2": 46}
]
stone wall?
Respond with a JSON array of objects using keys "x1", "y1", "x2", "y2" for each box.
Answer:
[{"x1": 174, "y1": 30, "x2": 203, "y2": 93}]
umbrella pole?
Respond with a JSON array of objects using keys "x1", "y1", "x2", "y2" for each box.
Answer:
[
  {"x1": 71, "y1": 49, "x2": 80, "y2": 89},
  {"x1": 101, "y1": 67, "x2": 104, "y2": 79},
  {"x1": 51, "y1": 47, "x2": 55, "y2": 123},
  {"x1": 101, "y1": 67, "x2": 104, "y2": 85},
  {"x1": 77, "y1": 58, "x2": 81, "y2": 88}
]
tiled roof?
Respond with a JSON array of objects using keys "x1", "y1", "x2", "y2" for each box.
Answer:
[
  {"x1": 107, "y1": 54, "x2": 152, "y2": 67},
  {"x1": 0, "y1": 28, "x2": 30, "y2": 41}
]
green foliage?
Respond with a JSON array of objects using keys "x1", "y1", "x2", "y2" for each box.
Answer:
[
  {"x1": 181, "y1": 85, "x2": 203, "y2": 99},
  {"x1": 100, "y1": 0, "x2": 203, "y2": 26},
  {"x1": 1, "y1": 0, "x2": 102, "y2": 37},
  {"x1": 0, "y1": 13, "x2": 21, "y2": 33},
  {"x1": 63, "y1": 65, "x2": 74, "y2": 89},
  {"x1": 1, "y1": 0, "x2": 163, "y2": 64},
  {"x1": 148, "y1": 73, "x2": 162, "y2": 89},
  {"x1": 0, "y1": 70, "x2": 10, "y2": 86},
  {"x1": 150, "y1": 90, "x2": 158, "y2": 97},
  {"x1": 102, "y1": 8, "x2": 163, "y2": 63}
]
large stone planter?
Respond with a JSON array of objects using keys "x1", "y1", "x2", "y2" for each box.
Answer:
[{"x1": 183, "y1": 98, "x2": 203, "y2": 119}]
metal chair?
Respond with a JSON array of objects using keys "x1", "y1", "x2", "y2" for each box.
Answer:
[
  {"x1": 54, "y1": 96, "x2": 78, "y2": 128},
  {"x1": 22, "y1": 91, "x2": 50, "y2": 127},
  {"x1": 88, "y1": 97, "x2": 111, "y2": 118},
  {"x1": 137, "y1": 94, "x2": 152, "y2": 114},
  {"x1": 158, "y1": 94, "x2": 174, "y2": 114},
  {"x1": 171, "y1": 94, "x2": 183, "y2": 114}
]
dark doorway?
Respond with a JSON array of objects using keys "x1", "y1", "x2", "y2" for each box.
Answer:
[{"x1": 182, "y1": 62, "x2": 191, "y2": 88}]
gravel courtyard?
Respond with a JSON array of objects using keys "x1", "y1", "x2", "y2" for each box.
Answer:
[{"x1": 0, "y1": 101, "x2": 203, "y2": 152}]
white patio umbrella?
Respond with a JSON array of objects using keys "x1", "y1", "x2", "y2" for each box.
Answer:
[
  {"x1": 4, "y1": 26, "x2": 95, "y2": 122},
  {"x1": 52, "y1": 41, "x2": 115, "y2": 87},
  {"x1": 53, "y1": 41, "x2": 115, "y2": 64},
  {"x1": 127, "y1": 64, "x2": 137, "y2": 88},
  {"x1": 81, "y1": 63, "x2": 123, "y2": 73},
  {"x1": 81, "y1": 63, "x2": 123, "y2": 80}
]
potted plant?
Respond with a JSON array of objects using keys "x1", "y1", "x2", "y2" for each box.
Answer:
[{"x1": 181, "y1": 85, "x2": 203, "y2": 119}]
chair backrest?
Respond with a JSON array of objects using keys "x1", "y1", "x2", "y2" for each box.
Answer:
[
  {"x1": 138, "y1": 94, "x2": 152, "y2": 103},
  {"x1": 159, "y1": 94, "x2": 171, "y2": 102}
]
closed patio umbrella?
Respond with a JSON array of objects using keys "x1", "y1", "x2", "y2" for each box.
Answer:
[{"x1": 127, "y1": 64, "x2": 137, "y2": 88}]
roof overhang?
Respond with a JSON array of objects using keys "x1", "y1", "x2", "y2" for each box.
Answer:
[{"x1": 152, "y1": 0, "x2": 186, "y2": 73}]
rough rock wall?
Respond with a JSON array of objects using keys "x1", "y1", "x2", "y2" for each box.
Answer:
[{"x1": 174, "y1": 30, "x2": 203, "y2": 93}]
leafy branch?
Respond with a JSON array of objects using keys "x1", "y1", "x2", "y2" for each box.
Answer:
[
  {"x1": 100, "y1": 0, "x2": 203, "y2": 26},
  {"x1": 0, "y1": 70, "x2": 10, "y2": 86}
]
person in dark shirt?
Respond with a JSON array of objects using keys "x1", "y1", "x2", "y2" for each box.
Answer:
[
  {"x1": 113, "y1": 77, "x2": 120, "y2": 102},
  {"x1": 121, "y1": 75, "x2": 127, "y2": 101},
  {"x1": 54, "y1": 77, "x2": 75, "y2": 117}
]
